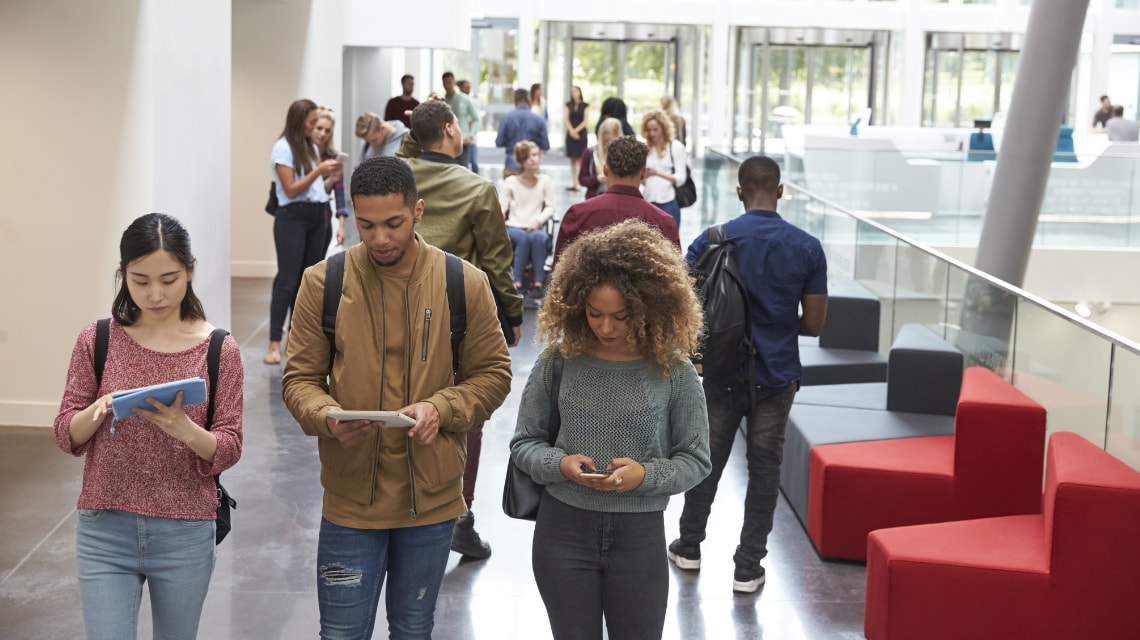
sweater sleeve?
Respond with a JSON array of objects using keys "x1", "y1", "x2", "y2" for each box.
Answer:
[
  {"x1": 54, "y1": 322, "x2": 101, "y2": 456},
  {"x1": 509, "y1": 352, "x2": 570, "y2": 486},
  {"x1": 196, "y1": 335, "x2": 244, "y2": 476},
  {"x1": 538, "y1": 176, "x2": 555, "y2": 225},
  {"x1": 633, "y1": 360, "x2": 711, "y2": 496}
]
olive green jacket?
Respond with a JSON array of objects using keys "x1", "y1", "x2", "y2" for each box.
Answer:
[{"x1": 399, "y1": 134, "x2": 523, "y2": 327}]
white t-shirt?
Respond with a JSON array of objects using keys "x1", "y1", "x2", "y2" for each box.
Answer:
[
  {"x1": 271, "y1": 137, "x2": 328, "y2": 205},
  {"x1": 642, "y1": 139, "x2": 687, "y2": 204},
  {"x1": 501, "y1": 174, "x2": 555, "y2": 229}
]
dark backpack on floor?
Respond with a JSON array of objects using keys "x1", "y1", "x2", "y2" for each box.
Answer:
[
  {"x1": 94, "y1": 319, "x2": 236, "y2": 545},
  {"x1": 691, "y1": 223, "x2": 756, "y2": 383}
]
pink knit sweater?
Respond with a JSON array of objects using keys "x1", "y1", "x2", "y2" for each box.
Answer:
[{"x1": 54, "y1": 320, "x2": 244, "y2": 520}]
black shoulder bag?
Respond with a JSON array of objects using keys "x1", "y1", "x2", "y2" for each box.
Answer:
[
  {"x1": 669, "y1": 145, "x2": 697, "y2": 208},
  {"x1": 95, "y1": 319, "x2": 236, "y2": 545},
  {"x1": 503, "y1": 354, "x2": 563, "y2": 521}
]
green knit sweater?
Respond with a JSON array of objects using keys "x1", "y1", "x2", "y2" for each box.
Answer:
[{"x1": 510, "y1": 350, "x2": 712, "y2": 513}]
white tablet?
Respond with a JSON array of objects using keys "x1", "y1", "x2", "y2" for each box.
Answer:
[{"x1": 326, "y1": 409, "x2": 416, "y2": 428}]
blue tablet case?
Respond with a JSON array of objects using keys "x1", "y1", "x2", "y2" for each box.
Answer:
[{"x1": 111, "y1": 377, "x2": 208, "y2": 420}]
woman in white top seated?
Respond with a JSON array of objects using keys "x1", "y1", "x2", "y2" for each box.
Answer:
[
  {"x1": 501, "y1": 140, "x2": 555, "y2": 293},
  {"x1": 640, "y1": 109, "x2": 687, "y2": 228}
]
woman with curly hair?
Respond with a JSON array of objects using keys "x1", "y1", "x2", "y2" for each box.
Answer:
[{"x1": 509, "y1": 219, "x2": 712, "y2": 640}]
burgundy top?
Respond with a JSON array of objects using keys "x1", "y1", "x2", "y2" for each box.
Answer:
[
  {"x1": 553, "y1": 185, "x2": 681, "y2": 267},
  {"x1": 54, "y1": 319, "x2": 244, "y2": 520}
]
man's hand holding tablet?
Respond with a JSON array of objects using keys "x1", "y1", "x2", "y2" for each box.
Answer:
[{"x1": 325, "y1": 409, "x2": 415, "y2": 446}]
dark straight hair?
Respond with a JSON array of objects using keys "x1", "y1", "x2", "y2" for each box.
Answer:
[
  {"x1": 112, "y1": 213, "x2": 207, "y2": 326},
  {"x1": 280, "y1": 98, "x2": 318, "y2": 176}
]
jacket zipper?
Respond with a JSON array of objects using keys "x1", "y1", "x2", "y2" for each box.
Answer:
[
  {"x1": 370, "y1": 276, "x2": 387, "y2": 506},
  {"x1": 405, "y1": 290, "x2": 418, "y2": 520},
  {"x1": 421, "y1": 308, "x2": 432, "y2": 362}
]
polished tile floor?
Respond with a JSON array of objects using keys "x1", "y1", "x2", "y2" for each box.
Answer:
[{"x1": 0, "y1": 153, "x2": 867, "y2": 639}]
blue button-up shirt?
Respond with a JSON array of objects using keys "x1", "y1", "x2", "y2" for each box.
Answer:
[
  {"x1": 687, "y1": 209, "x2": 828, "y2": 387},
  {"x1": 495, "y1": 106, "x2": 550, "y2": 170}
]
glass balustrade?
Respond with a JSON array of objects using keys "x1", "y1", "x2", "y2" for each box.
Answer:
[{"x1": 705, "y1": 147, "x2": 1140, "y2": 470}]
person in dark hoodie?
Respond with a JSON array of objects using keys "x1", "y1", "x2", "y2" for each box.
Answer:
[{"x1": 596, "y1": 97, "x2": 635, "y2": 136}]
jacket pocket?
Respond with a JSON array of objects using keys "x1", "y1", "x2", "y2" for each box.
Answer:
[{"x1": 413, "y1": 431, "x2": 466, "y2": 490}]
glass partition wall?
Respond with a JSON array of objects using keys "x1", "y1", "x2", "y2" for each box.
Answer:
[
  {"x1": 707, "y1": 147, "x2": 1140, "y2": 472},
  {"x1": 732, "y1": 27, "x2": 891, "y2": 155}
]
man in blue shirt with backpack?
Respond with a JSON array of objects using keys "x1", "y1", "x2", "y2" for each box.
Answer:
[{"x1": 669, "y1": 155, "x2": 828, "y2": 593}]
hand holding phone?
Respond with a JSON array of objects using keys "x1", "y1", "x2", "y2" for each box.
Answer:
[{"x1": 578, "y1": 463, "x2": 612, "y2": 479}]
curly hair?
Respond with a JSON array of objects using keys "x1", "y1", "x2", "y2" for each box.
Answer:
[
  {"x1": 639, "y1": 109, "x2": 675, "y2": 152},
  {"x1": 604, "y1": 135, "x2": 647, "y2": 178},
  {"x1": 350, "y1": 156, "x2": 418, "y2": 209},
  {"x1": 536, "y1": 219, "x2": 703, "y2": 372}
]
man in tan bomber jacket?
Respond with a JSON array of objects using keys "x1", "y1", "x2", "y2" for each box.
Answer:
[{"x1": 282, "y1": 156, "x2": 512, "y2": 638}]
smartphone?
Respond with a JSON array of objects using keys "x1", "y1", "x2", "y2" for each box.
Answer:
[{"x1": 578, "y1": 463, "x2": 612, "y2": 479}]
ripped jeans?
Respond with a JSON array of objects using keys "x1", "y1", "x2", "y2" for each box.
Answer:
[{"x1": 316, "y1": 517, "x2": 454, "y2": 640}]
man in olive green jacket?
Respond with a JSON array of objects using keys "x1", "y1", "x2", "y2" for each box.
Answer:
[
  {"x1": 400, "y1": 99, "x2": 522, "y2": 559},
  {"x1": 282, "y1": 156, "x2": 512, "y2": 637}
]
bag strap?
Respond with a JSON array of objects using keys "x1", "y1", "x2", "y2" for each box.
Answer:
[
  {"x1": 444, "y1": 253, "x2": 466, "y2": 377},
  {"x1": 547, "y1": 354, "x2": 564, "y2": 445},
  {"x1": 94, "y1": 318, "x2": 110, "y2": 387},
  {"x1": 204, "y1": 329, "x2": 229, "y2": 431},
  {"x1": 322, "y1": 250, "x2": 467, "y2": 378},
  {"x1": 322, "y1": 251, "x2": 347, "y2": 372}
]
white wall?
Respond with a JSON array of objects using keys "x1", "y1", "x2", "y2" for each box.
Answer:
[
  {"x1": 231, "y1": 0, "x2": 471, "y2": 277},
  {"x1": 0, "y1": 0, "x2": 231, "y2": 427}
]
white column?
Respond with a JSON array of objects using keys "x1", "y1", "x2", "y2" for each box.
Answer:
[
  {"x1": 1088, "y1": 0, "x2": 1115, "y2": 126},
  {"x1": 708, "y1": 11, "x2": 731, "y2": 150},
  {"x1": 517, "y1": 5, "x2": 536, "y2": 87},
  {"x1": 0, "y1": 0, "x2": 231, "y2": 427},
  {"x1": 900, "y1": 3, "x2": 926, "y2": 127}
]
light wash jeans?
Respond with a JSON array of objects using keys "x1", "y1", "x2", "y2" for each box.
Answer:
[
  {"x1": 651, "y1": 199, "x2": 681, "y2": 228},
  {"x1": 678, "y1": 379, "x2": 798, "y2": 571},
  {"x1": 316, "y1": 517, "x2": 454, "y2": 640},
  {"x1": 507, "y1": 226, "x2": 549, "y2": 287},
  {"x1": 76, "y1": 508, "x2": 215, "y2": 640}
]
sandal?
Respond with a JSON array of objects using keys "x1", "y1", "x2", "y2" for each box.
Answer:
[{"x1": 263, "y1": 346, "x2": 282, "y2": 365}]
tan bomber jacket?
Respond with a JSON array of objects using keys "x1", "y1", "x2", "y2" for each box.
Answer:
[{"x1": 282, "y1": 239, "x2": 512, "y2": 524}]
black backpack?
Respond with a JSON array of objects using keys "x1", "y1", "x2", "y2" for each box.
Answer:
[
  {"x1": 322, "y1": 250, "x2": 467, "y2": 376},
  {"x1": 93, "y1": 319, "x2": 236, "y2": 545},
  {"x1": 691, "y1": 223, "x2": 756, "y2": 383}
]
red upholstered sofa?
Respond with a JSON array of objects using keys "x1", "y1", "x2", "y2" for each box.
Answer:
[
  {"x1": 806, "y1": 367, "x2": 1045, "y2": 561},
  {"x1": 864, "y1": 431, "x2": 1140, "y2": 640}
]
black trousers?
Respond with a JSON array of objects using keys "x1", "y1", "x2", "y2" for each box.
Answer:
[
  {"x1": 269, "y1": 202, "x2": 329, "y2": 342},
  {"x1": 532, "y1": 495, "x2": 668, "y2": 640}
]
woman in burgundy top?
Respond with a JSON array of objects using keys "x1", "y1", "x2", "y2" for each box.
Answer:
[{"x1": 54, "y1": 213, "x2": 244, "y2": 640}]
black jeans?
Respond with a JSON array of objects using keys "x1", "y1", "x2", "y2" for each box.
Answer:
[
  {"x1": 532, "y1": 496, "x2": 667, "y2": 640},
  {"x1": 269, "y1": 202, "x2": 328, "y2": 342},
  {"x1": 678, "y1": 379, "x2": 797, "y2": 571}
]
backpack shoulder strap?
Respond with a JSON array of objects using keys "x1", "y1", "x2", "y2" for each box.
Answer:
[
  {"x1": 205, "y1": 329, "x2": 229, "y2": 430},
  {"x1": 444, "y1": 253, "x2": 466, "y2": 377},
  {"x1": 323, "y1": 251, "x2": 347, "y2": 371},
  {"x1": 707, "y1": 222, "x2": 727, "y2": 246},
  {"x1": 94, "y1": 318, "x2": 111, "y2": 387}
]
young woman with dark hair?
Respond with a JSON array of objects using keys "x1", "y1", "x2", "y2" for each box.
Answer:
[
  {"x1": 265, "y1": 99, "x2": 343, "y2": 365},
  {"x1": 54, "y1": 213, "x2": 244, "y2": 640}
]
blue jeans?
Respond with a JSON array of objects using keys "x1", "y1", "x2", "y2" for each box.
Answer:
[
  {"x1": 651, "y1": 199, "x2": 681, "y2": 229},
  {"x1": 532, "y1": 496, "x2": 668, "y2": 640},
  {"x1": 507, "y1": 227, "x2": 548, "y2": 286},
  {"x1": 317, "y1": 517, "x2": 454, "y2": 640},
  {"x1": 76, "y1": 509, "x2": 215, "y2": 640},
  {"x1": 678, "y1": 379, "x2": 797, "y2": 570},
  {"x1": 469, "y1": 143, "x2": 479, "y2": 174},
  {"x1": 270, "y1": 201, "x2": 329, "y2": 341}
]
